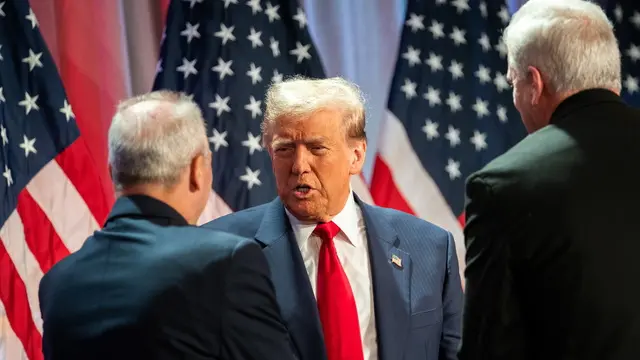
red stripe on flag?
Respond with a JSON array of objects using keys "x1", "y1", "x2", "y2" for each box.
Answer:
[
  {"x1": 16, "y1": 191, "x2": 70, "y2": 273},
  {"x1": 160, "y1": 0, "x2": 171, "y2": 24},
  {"x1": 0, "y1": 240, "x2": 43, "y2": 360},
  {"x1": 458, "y1": 212, "x2": 465, "y2": 227},
  {"x1": 56, "y1": 139, "x2": 113, "y2": 226},
  {"x1": 370, "y1": 156, "x2": 416, "y2": 216},
  {"x1": 53, "y1": 0, "x2": 125, "y2": 223}
]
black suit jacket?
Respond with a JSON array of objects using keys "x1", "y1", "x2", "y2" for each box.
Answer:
[
  {"x1": 459, "y1": 89, "x2": 640, "y2": 360},
  {"x1": 38, "y1": 195, "x2": 295, "y2": 360}
]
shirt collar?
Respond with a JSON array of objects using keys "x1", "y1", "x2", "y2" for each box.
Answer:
[{"x1": 285, "y1": 191, "x2": 363, "y2": 247}]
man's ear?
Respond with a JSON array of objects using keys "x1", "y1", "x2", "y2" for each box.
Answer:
[
  {"x1": 528, "y1": 65, "x2": 544, "y2": 106},
  {"x1": 348, "y1": 139, "x2": 367, "y2": 175},
  {"x1": 189, "y1": 153, "x2": 205, "y2": 192}
]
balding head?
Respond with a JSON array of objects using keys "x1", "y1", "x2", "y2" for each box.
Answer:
[{"x1": 108, "y1": 90, "x2": 212, "y2": 223}]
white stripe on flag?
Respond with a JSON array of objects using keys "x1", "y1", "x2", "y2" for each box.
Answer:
[
  {"x1": 0, "y1": 301, "x2": 27, "y2": 360},
  {"x1": 197, "y1": 190, "x2": 233, "y2": 225},
  {"x1": 0, "y1": 211, "x2": 43, "y2": 333},
  {"x1": 350, "y1": 175, "x2": 373, "y2": 204},
  {"x1": 378, "y1": 109, "x2": 466, "y2": 283},
  {"x1": 26, "y1": 160, "x2": 100, "y2": 253}
]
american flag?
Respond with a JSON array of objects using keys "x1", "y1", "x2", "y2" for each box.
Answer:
[
  {"x1": 369, "y1": 0, "x2": 527, "y2": 278},
  {"x1": 153, "y1": 0, "x2": 371, "y2": 219},
  {"x1": 0, "y1": 0, "x2": 111, "y2": 359},
  {"x1": 606, "y1": 1, "x2": 640, "y2": 104}
]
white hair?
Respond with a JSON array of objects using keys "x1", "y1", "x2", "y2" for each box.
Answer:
[
  {"x1": 503, "y1": 0, "x2": 621, "y2": 94},
  {"x1": 108, "y1": 90, "x2": 209, "y2": 190},
  {"x1": 262, "y1": 76, "x2": 367, "y2": 146}
]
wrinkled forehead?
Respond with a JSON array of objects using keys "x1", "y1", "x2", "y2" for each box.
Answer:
[
  {"x1": 274, "y1": 110, "x2": 344, "y2": 134},
  {"x1": 270, "y1": 111, "x2": 346, "y2": 145}
]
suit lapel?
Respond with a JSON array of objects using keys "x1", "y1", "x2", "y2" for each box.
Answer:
[
  {"x1": 358, "y1": 198, "x2": 411, "y2": 360},
  {"x1": 255, "y1": 199, "x2": 326, "y2": 360}
]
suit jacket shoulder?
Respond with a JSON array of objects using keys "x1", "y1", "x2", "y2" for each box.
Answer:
[
  {"x1": 203, "y1": 202, "x2": 271, "y2": 238},
  {"x1": 467, "y1": 123, "x2": 579, "y2": 204},
  {"x1": 364, "y1": 203, "x2": 452, "y2": 247},
  {"x1": 468, "y1": 89, "x2": 640, "y2": 203}
]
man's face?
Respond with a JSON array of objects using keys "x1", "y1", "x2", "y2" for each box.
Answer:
[{"x1": 268, "y1": 110, "x2": 365, "y2": 222}]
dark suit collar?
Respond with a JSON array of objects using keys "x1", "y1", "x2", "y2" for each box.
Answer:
[
  {"x1": 255, "y1": 197, "x2": 289, "y2": 245},
  {"x1": 551, "y1": 88, "x2": 623, "y2": 125},
  {"x1": 257, "y1": 194, "x2": 411, "y2": 360},
  {"x1": 105, "y1": 195, "x2": 189, "y2": 227},
  {"x1": 254, "y1": 197, "x2": 325, "y2": 360}
]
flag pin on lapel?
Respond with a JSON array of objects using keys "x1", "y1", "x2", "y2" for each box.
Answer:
[{"x1": 391, "y1": 254, "x2": 403, "y2": 268}]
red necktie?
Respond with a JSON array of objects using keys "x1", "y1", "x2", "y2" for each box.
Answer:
[{"x1": 314, "y1": 221, "x2": 364, "y2": 360}]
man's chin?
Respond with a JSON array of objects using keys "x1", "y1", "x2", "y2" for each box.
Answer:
[{"x1": 285, "y1": 201, "x2": 322, "y2": 222}]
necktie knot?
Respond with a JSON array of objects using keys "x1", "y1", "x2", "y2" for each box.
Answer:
[{"x1": 313, "y1": 221, "x2": 341, "y2": 242}]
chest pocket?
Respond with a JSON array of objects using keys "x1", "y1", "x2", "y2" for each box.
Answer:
[{"x1": 411, "y1": 306, "x2": 442, "y2": 329}]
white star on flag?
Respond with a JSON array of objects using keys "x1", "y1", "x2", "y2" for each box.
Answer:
[{"x1": 19, "y1": 92, "x2": 39, "y2": 114}]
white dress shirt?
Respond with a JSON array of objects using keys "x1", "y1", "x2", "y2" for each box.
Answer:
[{"x1": 285, "y1": 192, "x2": 379, "y2": 360}]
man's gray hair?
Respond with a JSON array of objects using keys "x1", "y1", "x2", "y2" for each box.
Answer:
[
  {"x1": 108, "y1": 90, "x2": 209, "y2": 190},
  {"x1": 262, "y1": 76, "x2": 367, "y2": 146},
  {"x1": 503, "y1": 0, "x2": 621, "y2": 94}
]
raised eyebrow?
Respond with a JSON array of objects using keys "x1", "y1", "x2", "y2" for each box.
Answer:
[
  {"x1": 304, "y1": 137, "x2": 327, "y2": 145},
  {"x1": 271, "y1": 139, "x2": 294, "y2": 148},
  {"x1": 272, "y1": 137, "x2": 327, "y2": 147}
]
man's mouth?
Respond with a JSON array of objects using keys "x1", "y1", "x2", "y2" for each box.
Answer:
[{"x1": 294, "y1": 184, "x2": 311, "y2": 193}]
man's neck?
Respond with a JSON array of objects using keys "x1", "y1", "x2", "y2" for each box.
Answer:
[{"x1": 119, "y1": 184, "x2": 194, "y2": 224}]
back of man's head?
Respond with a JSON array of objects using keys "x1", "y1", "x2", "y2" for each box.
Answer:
[
  {"x1": 108, "y1": 90, "x2": 212, "y2": 224},
  {"x1": 504, "y1": 0, "x2": 621, "y2": 95}
]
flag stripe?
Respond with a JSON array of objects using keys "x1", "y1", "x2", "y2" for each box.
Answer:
[
  {"x1": 16, "y1": 191, "x2": 69, "y2": 273},
  {"x1": 0, "y1": 212, "x2": 44, "y2": 335},
  {"x1": 375, "y1": 111, "x2": 462, "y2": 233},
  {"x1": 350, "y1": 175, "x2": 374, "y2": 205},
  {"x1": 27, "y1": 158, "x2": 100, "y2": 253},
  {"x1": 197, "y1": 190, "x2": 233, "y2": 225},
  {"x1": 0, "y1": 301, "x2": 28, "y2": 360},
  {"x1": 0, "y1": 238, "x2": 43, "y2": 360},
  {"x1": 53, "y1": 0, "x2": 125, "y2": 216},
  {"x1": 370, "y1": 157, "x2": 416, "y2": 215},
  {"x1": 55, "y1": 139, "x2": 112, "y2": 226}
]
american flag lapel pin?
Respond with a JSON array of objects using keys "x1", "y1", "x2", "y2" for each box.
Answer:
[{"x1": 391, "y1": 254, "x2": 403, "y2": 268}]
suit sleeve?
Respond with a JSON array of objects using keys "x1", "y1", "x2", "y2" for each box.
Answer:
[
  {"x1": 220, "y1": 240, "x2": 296, "y2": 360},
  {"x1": 439, "y1": 231, "x2": 464, "y2": 360},
  {"x1": 457, "y1": 175, "x2": 526, "y2": 360}
]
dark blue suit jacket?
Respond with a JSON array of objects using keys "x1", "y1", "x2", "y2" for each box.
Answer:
[
  {"x1": 38, "y1": 195, "x2": 295, "y2": 360},
  {"x1": 203, "y1": 194, "x2": 463, "y2": 360}
]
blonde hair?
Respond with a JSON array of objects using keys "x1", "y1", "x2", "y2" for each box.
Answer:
[
  {"x1": 503, "y1": 0, "x2": 621, "y2": 93},
  {"x1": 262, "y1": 76, "x2": 367, "y2": 146},
  {"x1": 108, "y1": 90, "x2": 208, "y2": 190}
]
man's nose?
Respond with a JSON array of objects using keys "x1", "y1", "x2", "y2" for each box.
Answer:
[{"x1": 291, "y1": 148, "x2": 311, "y2": 175}]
